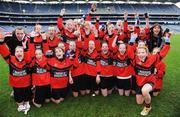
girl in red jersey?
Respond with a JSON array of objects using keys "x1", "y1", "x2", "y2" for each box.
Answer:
[
  {"x1": 48, "y1": 47, "x2": 73, "y2": 104},
  {"x1": 31, "y1": 49, "x2": 51, "y2": 108},
  {"x1": 29, "y1": 24, "x2": 49, "y2": 58},
  {"x1": 46, "y1": 26, "x2": 61, "y2": 51},
  {"x1": 66, "y1": 40, "x2": 86, "y2": 97},
  {"x1": 80, "y1": 21, "x2": 100, "y2": 52},
  {"x1": 103, "y1": 23, "x2": 117, "y2": 51},
  {"x1": 152, "y1": 48, "x2": 166, "y2": 96},
  {"x1": 129, "y1": 33, "x2": 170, "y2": 116},
  {"x1": 57, "y1": 9, "x2": 78, "y2": 43},
  {"x1": 96, "y1": 41, "x2": 114, "y2": 97},
  {"x1": 83, "y1": 40, "x2": 100, "y2": 96},
  {"x1": 0, "y1": 41, "x2": 31, "y2": 114},
  {"x1": 112, "y1": 34, "x2": 135, "y2": 96}
]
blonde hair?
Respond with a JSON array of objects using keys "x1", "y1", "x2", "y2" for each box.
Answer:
[
  {"x1": 15, "y1": 46, "x2": 24, "y2": 51},
  {"x1": 136, "y1": 46, "x2": 149, "y2": 55}
]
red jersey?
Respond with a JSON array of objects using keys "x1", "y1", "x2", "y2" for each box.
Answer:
[
  {"x1": 29, "y1": 36, "x2": 49, "y2": 57},
  {"x1": 134, "y1": 43, "x2": 170, "y2": 87},
  {"x1": 0, "y1": 43, "x2": 31, "y2": 88},
  {"x1": 48, "y1": 57, "x2": 72, "y2": 89},
  {"x1": 83, "y1": 50, "x2": 100, "y2": 76},
  {"x1": 46, "y1": 36, "x2": 61, "y2": 51},
  {"x1": 0, "y1": 42, "x2": 10, "y2": 58},
  {"x1": 99, "y1": 51, "x2": 113, "y2": 76},
  {"x1": 71, "y1": 49, "x2": 85, "y2": 77},
  {"x1": 154, "y1": 61, "x2": 166, "y2": 90},
  {"x1": 103, "y1": 32, "x2": 117, "y2": 50},
  {"x1": 113, "y1": 45, "x2": 134, "y2": 77},
  {"x1": 117, "y1": 20, "x2": 129, "y2": 43},
  {"x1": 134, "y1": 55, "x2": 157, "y2": 87},
  {"x1": 57, "y1": 16, "x2": 78, "y2": 43},
  {"x1": 31, "y1": 56, "x2": 50, "y2": 86},
  {"x1": 81, "y1": 31, "x2": 96, "y2": 51}
]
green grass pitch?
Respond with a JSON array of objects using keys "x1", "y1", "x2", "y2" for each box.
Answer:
[{"x1": 0, "y1": 34, "x2": 180, "y2": 117}]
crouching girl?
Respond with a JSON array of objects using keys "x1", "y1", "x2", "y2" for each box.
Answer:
[
  {"x1": 48, "y1": 47, "x2": 73, "y2": 104},
  {"x1": 0, "y1": 42, "x2": 31, "y2": 114}
]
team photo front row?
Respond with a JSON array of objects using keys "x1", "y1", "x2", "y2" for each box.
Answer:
[{"x1": 0, "y1": 11, "x2": 171, "y2": 116}]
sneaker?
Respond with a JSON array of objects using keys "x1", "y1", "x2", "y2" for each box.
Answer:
[
  {"x1": 140, "y1": 106, "x2": 152, "y2": 116},
  {"x1": 23, "y1": 102, "x2": 31, "y2": 115},
  {"x1": 23, "y1": 107, "x2": 30, "y2": 115},
  {"x1": 17, "y1": 105, "x2": 26, "y2": 112},
  {"x1": 24, "y1": 102, "x2": 31, "y2": 109}
]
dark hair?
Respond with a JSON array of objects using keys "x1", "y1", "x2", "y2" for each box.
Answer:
[
  {"x1": 148, "y1": 23, "x2": 163, "y2": 52},
  {"x1": 150, "y1": 23, "x2": 163, "y2": 38},
  {"x1": 12, "y1": 26, "x2": 26, "y2": 36}
]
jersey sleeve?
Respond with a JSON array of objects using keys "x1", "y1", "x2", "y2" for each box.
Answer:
[{"x1": 0, "y1": 42, "x2": 10, "y2": 63}]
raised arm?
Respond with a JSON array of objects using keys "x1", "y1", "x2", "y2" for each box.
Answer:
[
  {"x1": 0, "y1": 29, "x2": 10, "y2": 63},
  {"x1": 112, "y1": 35, "x2": 118, "y2": 48},
  {"x1": 123, "y1": 11, "x2": 128, "y2": 33},
  {"x1": 144, "y1": 13, "x2": 150, "y2": 29},
  {"x1": 134, "y1": 12, "x2": 140, "y2": 35},
  {"x1": 57, "y1": 9, "x2": 65, "y2": 31},
  {"x1": 159, "y1": 34, "x2": 170, "y2": 59}
]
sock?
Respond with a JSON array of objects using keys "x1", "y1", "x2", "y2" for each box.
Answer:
[{"x1": 144, "y1": 102, "x2": 151, "y2": 108}]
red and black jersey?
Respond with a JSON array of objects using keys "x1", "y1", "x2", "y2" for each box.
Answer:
[
  {"x1": 81, "y1": 31, "x2": 97, "y2": 50},
  {"x1": 155, "y1": 61, "x2": 166, "y2": 79},
  {"x1": 103, "y1": 31, "x2": 117, "y2": 50},
  {"x1": 154, "y1": 61, "x2": 166, "y2": 90},
  {"x1": 29, "y1": 36, "x2": 49, "y2": 57},
  {"x1": 0, "y1": 42, "x2": 10, "y2": 58},
  {"x1": 9, "y1": 56, "x2": 31, "y2": 88},
  {"x1": 0, "y1": 43, "x2": 31, "y2": 88},
  {"x1": 157, "y1": 44, "x2": 170, "y2": 61},
  {"x1": 133, "y1": 42, "x2": 170, "y2": 87},
  {"x1": 68, "y1": 40, "x2": 85, "y2": 77},
  {"x1": 57, "y1": 16, "x2": 78, "y2": 43},
  {"x1": 134, "y1": 55, "x2": 157, "y2": 87},
  {"x1": 117, "y1": 32, "x2": 126, "y2": 42},
  {"x1": 98, "y1": 51, "x2": 113, "y2": 76},
  {"x1": 46, "y1": 36, "x2": 61, "y2": 51},
  {"x1": 31, "y1": 56, "x2": 50, "y2": 86},
  {"x1": 113, "y1": 45, "x2": 134, "y2": 77},
  {"x1": 116, "y1": 20, "x2": 129, "y2": 43},
  {"x1": 134, "y1": 26, "x2": 140, "y2": 36},
  {"x1": 48, "y1": 57, "x2": 72, "y2": 89},
  {"x1": 71, "y1": 49, "x2": 85, "y2": 77},
  {"x1": 83, "y1": 50, "x2": 100, "y2": 76}
]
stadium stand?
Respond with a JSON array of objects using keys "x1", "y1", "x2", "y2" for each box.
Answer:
[{"x1": 0, "y1": 0, "x2": 179, "y2": 32}]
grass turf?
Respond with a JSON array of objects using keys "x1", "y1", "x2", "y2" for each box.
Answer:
[{"x1": 0, "y1": 34, "x2": 180, "y2": 117}]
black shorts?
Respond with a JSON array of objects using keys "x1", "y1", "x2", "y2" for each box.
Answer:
[
  {"x1": 131, "y1": 76, "x2": 137, "y2": 91},
  {"x1": 51, "y1": 88, "x2": 68, "y2": 100},
  {"x1": 13, "y1": 86, "x2": 32, "y2": 103},
  {"x1": 84, "y1": 74, "x2": 99, "y2": 91},
  {"x1": 34, "y1": 84, "x2": 51, "y2": 104},
  {"x1": 136, "y1": 82, "x2": 154, "y2": 95},
  {"x1": 71, "y1": 75, "x2": 84, "y2": 92},
  {"x1": 100, "y1": 76, "x2": 115, "y2": 90},
  {"x1": 116, "y1": 78, "x2": 131, "y2": 90}
]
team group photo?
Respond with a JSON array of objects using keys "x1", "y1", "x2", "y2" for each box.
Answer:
[{"x1": 0, "y1": 0, "x2": 179, "y2": 117}]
